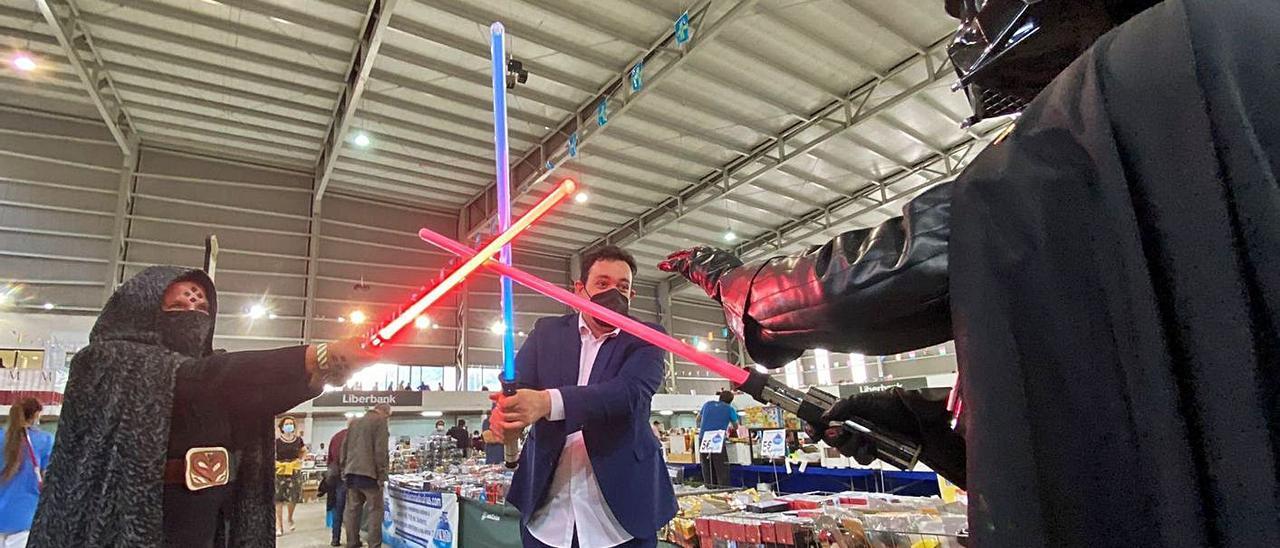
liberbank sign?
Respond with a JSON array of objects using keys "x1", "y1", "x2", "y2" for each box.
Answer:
[{"x1": 313, "y1": 391, "x2": 424, "y2": 408}]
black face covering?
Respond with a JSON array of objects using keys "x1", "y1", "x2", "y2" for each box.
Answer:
[
  {"x1": 588, "y1": 287, "x2": 630, "y2": 330},
  {"x1": 157, "y1": 311, "x2": 213, "y2": 358}
]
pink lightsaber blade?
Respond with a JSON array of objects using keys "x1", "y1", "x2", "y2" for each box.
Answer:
[
  {"x1": 417, "y1": 227, "x2": 750, "y2": 385},
  {"x1": 367, "y1": 179, "x2": 577, "y2": 348}
]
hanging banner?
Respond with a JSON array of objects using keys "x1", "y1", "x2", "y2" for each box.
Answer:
[
  {"x1": 312, "y1": 391, "x2": 424, "y2": 408},
  {"x1": 596, "y1": 100, "x2": 608, "y2": 127},
  {"x1": 382, "y1": 485, "x2": 460, "y2": 548},
  {"x1": 837, "y1": 377, "x2": 930, "y2": 398},
  {"x1": 629, "y1": 62, "x2": 644, "y2": 92},
  {"x1": 674, "y1": 11, "x2": 691, "y2": 45}
]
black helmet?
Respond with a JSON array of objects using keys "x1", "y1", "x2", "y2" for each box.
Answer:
[{"x1": 945, "y1": 0, "x2": 1159, "y2": 127}]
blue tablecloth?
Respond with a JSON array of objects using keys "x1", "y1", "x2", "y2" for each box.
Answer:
[{"x1": 678, "y1": 464, "x2": 940, "y2": 497}]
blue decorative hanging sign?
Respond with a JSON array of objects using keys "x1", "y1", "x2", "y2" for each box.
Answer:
[
  {"x1": 674, "y1": 12, "x2": 691, "y2": 45},
  {"x1": 568, "y1": 132, "x2": 579, "y2": 157},
  {"x1": 629, "y1": 62, "x2": 644, "y2": 92},
  {"x1": 596, "y1": 100, "x2": 608, "y2": 127}
]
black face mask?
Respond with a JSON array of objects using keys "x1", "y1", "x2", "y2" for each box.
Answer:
[
  {"x1": 157, "y1": 311, "x2": 213, "y2": 358},
  {"x1": 588, "y1": 287, "x2": 630, "y2": 330}
]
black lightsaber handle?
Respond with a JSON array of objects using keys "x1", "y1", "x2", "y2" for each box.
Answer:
[
  {"x1": 736, "y1": 369, "x2": 922, "y2": 471},
  {"x1": 502, "y1": 383, "x2": 520, "y2": 469}
]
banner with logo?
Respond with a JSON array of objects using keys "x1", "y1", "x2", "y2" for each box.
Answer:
[
  {"x1": 313, "y1": 391, "x2": 423, "y2": 408},
  {"x1": 382, "y1": 484, "x2": 459, "y2": 548},
  {"x1": 836, "y1": 377, "x2": 930, "y2": 398}
]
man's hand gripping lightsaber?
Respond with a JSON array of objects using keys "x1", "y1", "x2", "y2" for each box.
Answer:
[{"x1": 417, "y1": 228, "x2": 926, "y2": 471}]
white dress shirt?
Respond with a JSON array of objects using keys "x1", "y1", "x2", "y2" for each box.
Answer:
[{"x1": 527, "y1": 315, "x2": 632, "y2": 548}]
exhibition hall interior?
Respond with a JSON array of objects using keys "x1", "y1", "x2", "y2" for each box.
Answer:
[{"x1": 5, "y1": 0, "x2": 1274, "y2": 547}]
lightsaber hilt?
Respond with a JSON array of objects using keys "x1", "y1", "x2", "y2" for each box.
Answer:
[
  {"x1": 501, "y1": 383, "x2": 520, "y2": 469},
  {"x1": 736, "y1": 369, "x2": 922, "y2": 470}
]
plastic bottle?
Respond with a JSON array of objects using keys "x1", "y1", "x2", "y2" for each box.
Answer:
[{"x1": 432, "y1": 511, "x2": 453, "y2": 548}]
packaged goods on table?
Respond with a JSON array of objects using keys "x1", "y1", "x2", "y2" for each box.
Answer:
[
  {"x1": 663, "y1": 487, "x2": 759, "y2": 547},
  {"x1": 666, "y1": 490, "x2": 967, "y2": 548}
]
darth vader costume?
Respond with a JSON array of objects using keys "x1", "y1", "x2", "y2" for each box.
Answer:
[
  {"x1": 663, "y1": 0, "x2": 1280, "y2": 545},
  {"x1": 29, "y1": 266, "x2": 322, "y2": 547}
]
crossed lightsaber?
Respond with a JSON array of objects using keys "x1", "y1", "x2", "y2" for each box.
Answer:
[
  {"x1": 362, "y1": 176, "x2": 924, "y2": 472},
  {"x1": 362, "y1": 20, "x2": 923, "y2": 472},
  {"x1": 364, "y1": 177, "x2": 749, "y2": 385}
]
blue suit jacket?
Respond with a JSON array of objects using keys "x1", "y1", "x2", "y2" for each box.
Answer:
[{"x1": 506, "y1": 314, "x2": 678, "y2": 539}]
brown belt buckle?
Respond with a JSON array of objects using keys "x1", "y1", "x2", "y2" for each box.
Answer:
[{"x1": 185, "y1": 447, "x2": 230, "y2": 492}]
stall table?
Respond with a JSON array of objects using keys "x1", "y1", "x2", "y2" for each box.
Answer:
[{"x1": 677, "y1": 463, "x2": 940, "y2": 497}]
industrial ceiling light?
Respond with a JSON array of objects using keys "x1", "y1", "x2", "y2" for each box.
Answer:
[
  {"x1": 42, "y1": 302, "x2": 54, "y2": 310},
  {"x1": 723, "y1": 230, "x2": 737, "y2": 242},
  {"x1": 247, "y1": 304, "x2": 268, "y2": 319},
  {"x1": 353, "y1": 132, "x2": 371, "y2": 147},
  {"x1": 349, "y1": 310, "x2": 367, "y2": 325},
  {"x1": 489, "y1": 320, "x2": 505, "y2": 334},
  {"x1": 415, "y1": 315, "x2": 432, "y2": 330},
  {"x1": 659, "y1": 409, "x2": 674, "y2": 416},
  {"x1": 11, "y1": 53, "x2": 36, "y2": 72},
  {"x1": 574, "y1": 191, "x2": 589, "y2": 203}
]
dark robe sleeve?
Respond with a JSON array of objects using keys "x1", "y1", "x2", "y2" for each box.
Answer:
[
  {"x1": 174, "y1": 346, "x2": 319, "y2": 417},
  {"x1": 716, "y1": 182, "x2": 954, "y2": 367}
]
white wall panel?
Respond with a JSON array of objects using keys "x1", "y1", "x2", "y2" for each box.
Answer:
[
  {"x1": 0, "y1": 107, "x2": 123, "y2": 312},
  {"x1": 314, "y1": 193, "x2": 460, "y2": 366},
  {"x1": 125, "y1": 147, "x2": 313, "y2": 350}
]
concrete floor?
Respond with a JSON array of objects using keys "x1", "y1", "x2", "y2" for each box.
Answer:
[{"x1": 276, "y1": 500, "x2": 344, "y2": 548}]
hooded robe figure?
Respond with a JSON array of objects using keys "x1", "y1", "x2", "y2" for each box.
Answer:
[
  {"x1": 662, "y1": 0, "x2": 1280, "y2": 545},
  {"x1": 29, "y1": 266, "x2": 321, "y2": 547}
]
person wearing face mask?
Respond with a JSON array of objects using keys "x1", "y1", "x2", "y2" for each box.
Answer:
[
  {"x1": 274, "y1": 416, "x2": 306, "y2": 536},
  {"x1": 489, "y1": 245, "x2": 676, "y2": 548},
  {"x1": 28, "y1": 266, "x2": 379, "y2": 548}
]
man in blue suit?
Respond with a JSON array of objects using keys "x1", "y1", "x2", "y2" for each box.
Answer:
[{"x1": 490, "y1": 245, "x2": 677, "y2": 548}]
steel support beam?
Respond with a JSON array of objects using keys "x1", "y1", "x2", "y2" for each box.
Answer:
[
  {"x1": 585, "y1": 36, "x2": 954, "y2": 252},
  {"x1": 105, "y1": 136, "x2": 140, "y2": 302},
  {"x1": 461, "y1": 0, "x2": 759, "y2": 240},
  {"x1": 314, "y1": 0, "x2": 400, "y2": 205},
  {"x1": 666, "y1": 122, "x2": 1010, "y2": 292},
  {"x1": 34, "y1": 0, "x2": 137, "y2": 154},
  {"x1": 656, "y1": 279, "x2": 676, "y2": 393},
  {"x1": 302, "y1": 201, "x2": 322, "y2": 344}
]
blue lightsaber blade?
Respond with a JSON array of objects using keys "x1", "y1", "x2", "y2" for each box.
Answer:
[{"x1": 491, "y1": 22, "x2": 521, "y2": 468}]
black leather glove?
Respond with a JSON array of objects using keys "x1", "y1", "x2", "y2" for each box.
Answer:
[
  {"x1": 657, "y1": 246, "x2": 744, "y2": 302},
  {"x1": 814, "y1": 387, "x2": 967, "y2": 489}
]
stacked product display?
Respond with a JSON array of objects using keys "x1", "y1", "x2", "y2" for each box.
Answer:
[
  {"x1": 388, "y1": 463, "x2": 513, "y2": 505},
  {"x1": 664, "y1": 487, "x2": 967, "y2": 548}
]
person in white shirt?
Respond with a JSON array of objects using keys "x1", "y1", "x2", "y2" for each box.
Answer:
[{"x1": 491, "y1": 246, "x2": 677, "y2": 548}]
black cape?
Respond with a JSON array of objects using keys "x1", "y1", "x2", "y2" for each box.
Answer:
[
  {"x1": 950, "y1": 0, "x2": 1280, "y2": 545},
  {"x1": 711, "y1": 0, "x2": 1280, "y2": 545},
  {"x1": 29, "y1": 266, "x2": 283, "y2": 547}
]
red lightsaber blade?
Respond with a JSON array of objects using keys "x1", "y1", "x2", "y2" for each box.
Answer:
[
  {"x1": 416, "y1": 227, "x2": 750, "y2": 385},
  {"x1": 367, "y1": 179, "x2": 577, "y2": 348}
]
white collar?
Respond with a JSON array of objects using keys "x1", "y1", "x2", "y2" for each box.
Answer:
[{"x1": 578, "y1": 313, "x2": 620, "y2": 341}]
